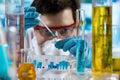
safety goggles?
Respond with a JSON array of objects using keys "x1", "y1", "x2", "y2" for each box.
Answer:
[{"x1": 34, "y1": 22, "x2": 76, "y2": 37}]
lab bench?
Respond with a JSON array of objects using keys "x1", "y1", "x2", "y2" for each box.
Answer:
[
  {"x1": 17, "y1": 68, "x2": 120, "y2": 80},
  {"x1": 34, "y1": 69, "x2": 120, "y2": 80}
]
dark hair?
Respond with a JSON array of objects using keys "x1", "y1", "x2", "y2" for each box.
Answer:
[{"x1": 31, "y1": 0, "x2": 80, "y2": 21}]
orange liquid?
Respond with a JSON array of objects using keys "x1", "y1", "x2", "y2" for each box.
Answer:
[{"x1": 18, "y1": 63, "x2": 36, "y2": 80}]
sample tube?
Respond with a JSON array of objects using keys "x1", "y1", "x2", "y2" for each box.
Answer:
[
  {"x1": 7, "y1": 26, "x2": 18, "y2": 80},
  {"x1": 112, "y1": 25, "x2": 120, "y2": 74},
  {"x1": 92, "y1": 0, "x2": 112, "y2": 74},
  {"x1": 5, "y1": 0, "x2": 24, "y2": 49},
  {"x1": 76, "y1": 9, "x2": 85, "y2": 72},
  {"x1": 0, "y1": 20, "x2": 9, "y2": 79},
  {"x1": 5, "y1": 0, "x2": 24, "y2": 67}
]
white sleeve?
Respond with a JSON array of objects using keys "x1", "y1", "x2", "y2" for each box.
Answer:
[
  {"x1": 24, "y1": 28, "x2": 35, "y2": 50},
  {"x1": 24, "y1": 28, "x2": 43, "y2": 55}
]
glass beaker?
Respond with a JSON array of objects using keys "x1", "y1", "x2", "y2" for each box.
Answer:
[
  {"x1": 76, "y1": 9, "x2": 85, "y2": 72},
  {"x1": 18, "y1": 49, "x2": 36, "y2": 80},
  {"x1": 112, "y1": 25, "x2": 120, "y2": 74},
  {"x1": 92, "y1": 0, "x2": 112, "y2": 74}
]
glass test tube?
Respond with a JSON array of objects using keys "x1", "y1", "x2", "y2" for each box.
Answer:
[
  {"x1": 0, "y1": 20, "x2": 9, "y2": 79},
  {"x1": 5, "y1": 0, "x2": 24, "y2": 49},
  {"x1": 112, "y1": 25, "x2": 120, "y2": 74},
  {"x1": 7, "y1": 27, "x2": 18, "y2": 80},
  {"x1": 92, "y1": 0, "x2": 112, "y2": 75},
  {"x1": 5, "y1": 0, "x2": 24, "y2": 66},
  {"x1": 76, "y1": 9, "x2": 85, "y2": 72},
  {"x1": 5, "y1": 0, "x2": 24, "y2": 67}
]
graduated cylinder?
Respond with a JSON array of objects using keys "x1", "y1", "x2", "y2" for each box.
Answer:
[{"x1": 92, "y1": 0, "x2": 112, "y2": 73}]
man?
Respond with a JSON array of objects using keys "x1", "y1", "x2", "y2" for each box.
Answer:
[
  {"x1": 24, "y1": 0, "x2": 91, "y2": 78},
  {"x1": 25, "y1": 0, "x2": 80, "y2": 55}
]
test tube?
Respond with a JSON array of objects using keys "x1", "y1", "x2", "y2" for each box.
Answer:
[
  {"x1": 7, "y1": 26, "x2": 17, "y2": 80},
  {"x1": 5, "y1": 0, "x2": 24, "y2": 49},
  {"x1": 0, "y1": 20, "x2": 9, "y2": 79},
  {"x1": 76, "y1": 9, "x2": 85, "y2": 72},
  {"x1": 5, "y1": 0, "x2": 24, "y2": 69}
]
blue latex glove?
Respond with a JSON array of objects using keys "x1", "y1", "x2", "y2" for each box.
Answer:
[
  {"x1": 55, "y1": 36, "x2": 92, "y2": 68},
  {"x1": 24, "y1": 7, "x2": 40, "y2": 30}
]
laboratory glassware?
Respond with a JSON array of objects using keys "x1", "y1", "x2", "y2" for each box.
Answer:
[
  {"x1": 39, "y1": 17, "x2": 57, "y2": 37},
  {"x1": 7, "y1": 26, "x2": 18, "y2": 80},
  {"x1": 76, "y1": 9, "x2": 85, "y2": 72},
  {"x1": 0, "y1": 20, "x2": 9, "y2": 79},
  {"x1": 5, "y1": 0, "x2": 24, "y2": 50},
  {"x1": 27, "y1": 54, "x2": 76, "y2": 70},
  {"x1": 18, "y1": 49, "x2": 36, "y2": 80},
  {"x1": 92, "y1": 0, "x2": 112, "y2": 75},
  {"x1": 5, "y1": 0, "x2": 24, "y2": 68},
  {"x1": 1, "y1": 20, "x2": 18, "y2": 80},
  {"x1": 112, "y1": 25, "x2": 120, "y2": 74}
]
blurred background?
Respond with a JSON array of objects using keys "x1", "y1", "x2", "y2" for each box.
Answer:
[{"x1": 0, "y1": 0, "x2": 120, "y2": 30}]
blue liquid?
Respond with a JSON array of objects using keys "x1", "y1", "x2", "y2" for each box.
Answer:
[
  {"x1": 76, "y1": 40, "x2": 85, "y2": 72},
  {"x1": 33, "y1": 60, "x2": 69, "y2": 70},
  {"x1": 0, "y1": 45, "x2": 9, "y2": 77}
]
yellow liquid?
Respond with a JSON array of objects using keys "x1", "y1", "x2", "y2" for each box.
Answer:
[
  {"x1": 18, "y1": 63, "x2": 36, "y2": 80},
  {"x1": 113, "y1": 57, "x2": 120, "y2": 74},
  {"x1": 92, "y1": 6, "x2": 112, "y2": 73}
]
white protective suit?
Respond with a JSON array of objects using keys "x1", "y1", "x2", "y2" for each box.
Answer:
[
  {"x1": 24, "y1": 28, "x2": 71, "y2": 56},
  {"x1": 24, "y1": 28, "x2": 75, "y2": 79}
]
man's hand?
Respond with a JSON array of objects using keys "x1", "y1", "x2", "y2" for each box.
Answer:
[
  {"x1": 24, "y1": 7, "x2": 40, "y2": 30},
  {"x1": 55, "y1": 36, "x2": 92, "y2": 68}
]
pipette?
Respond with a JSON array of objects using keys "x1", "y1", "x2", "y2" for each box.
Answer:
[
  {"x1": 39, "y1": 17, "x2": 57, "y2": 37},
  {"x1": 39, "y1": 15, "x2": 57, "y2": 43}
]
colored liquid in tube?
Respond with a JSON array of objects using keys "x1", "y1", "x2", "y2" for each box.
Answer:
[
  {"x1": 112, "y1": 52, "x2": 120, "y2": 74},
  {"x1": 18, "y1": 63, "x2": 36, "y2": 80},
  {"x1": 92, "y1": 6, "x2": 112, "y2": 73},
  {"x1": 76, "y1": 40, "x2": 84, "y2": 72}
]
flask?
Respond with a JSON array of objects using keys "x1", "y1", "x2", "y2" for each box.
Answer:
[
  {"x1": 18, "y1": 49, "x2": 36, "y2": 80},
  {"x1": 112, "y1": 26, "x2": 120, "y2": 74}
]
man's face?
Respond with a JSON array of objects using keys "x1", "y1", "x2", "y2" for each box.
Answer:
[{"x1": 34, "y1": 8, "x2": 76, "y2": 45}]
